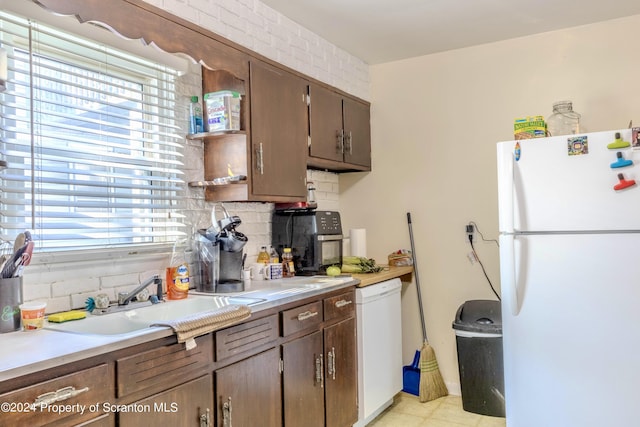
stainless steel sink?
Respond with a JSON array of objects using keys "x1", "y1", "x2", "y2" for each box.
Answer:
[{"x1": 44, "y1": 294, "x2": 264, "y2": 336}]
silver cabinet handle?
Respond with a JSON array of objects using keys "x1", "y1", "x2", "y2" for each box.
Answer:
[
  {"x1": 255, "y1": 143, "x2": 264, "y2": 175},
  {"x1": 200, "y1": 408, "x2": 211, "y2": 427},
  {"x1": 336, "y1": 129, "x2": 344, "y2": 153},
  {"x1": 335, "y1": 299, "x2": 353, "y2": 308},
  {"x1": 297, "y1": 310, "x2": 318, "y2": 321},
  {"x1": 331, "y1": 347, "x2": 336, "y2": 380},
  {"x1": 34, "y1": 386, "x2": 89, "y2": 407},
  {"x1": 327, "y1": 347, "x2": 336, "y2": 380},
  {"x1": 315, "y1": 354, "x2": 324, "y2": 388},
  {"x1": 345, "y1": 131, "x2": 353, "y2": 155},
  {"x1": 222, "y1": 397, "x2": 232, "y2": 427}
]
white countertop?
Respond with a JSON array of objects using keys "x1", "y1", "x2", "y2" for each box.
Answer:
[{"x1": 0, "y1": 276, "x2": 358, "y2": 382}]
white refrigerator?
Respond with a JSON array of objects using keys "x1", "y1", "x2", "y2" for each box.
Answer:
[{"x1": 497, "y1": 128, "x2": 640, "y2": 427}]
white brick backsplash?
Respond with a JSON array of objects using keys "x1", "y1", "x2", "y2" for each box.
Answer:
[
  {"x1": 51, "y1": 279, "x2": 101, "y2": 298},
  {"x1": 46, "y1": 297, "x2": 72, "y2": 314},
  {"x1": 21, "y1": 283, "x2": 51, "y2": 302}
]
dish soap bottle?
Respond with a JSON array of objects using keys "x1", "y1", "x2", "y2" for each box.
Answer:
[
  {"x1": 257, "y1": 246, "x2": 270, "y2": 264},
  {"x1": 167, "y1": 239, "x2": 190, "y2": 300},
  {"x1": 282, "y1": 247, "x2": 295, "y2": 277},
  {"x1": 189, "y1": 95, "x2": 203, "y2": 134}
]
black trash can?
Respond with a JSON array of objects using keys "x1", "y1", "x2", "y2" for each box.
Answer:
[{"x1": 452, "y1": 299, "x2": 505, "y2": 417}]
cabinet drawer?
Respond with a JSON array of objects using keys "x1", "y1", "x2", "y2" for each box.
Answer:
[
  {"x1": 215, "y1": 314, "x2": 279, "y2": 361},
  {"x1": 281, "y1": 301, "x2": 323, "y2": 336},
  {"x1": 117, "y1": 335, "x2": 212, "y2": 397},
  {"x1": 324, "y1": 289, "x2": 355, "y2": 322},
  {"x1": 0, "y1": 364, "x2": 111, "y2": 427}
]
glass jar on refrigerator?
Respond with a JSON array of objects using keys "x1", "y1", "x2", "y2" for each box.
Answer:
[{"x1": 546, "y1": 101, "x2": 580, "y2": 137}]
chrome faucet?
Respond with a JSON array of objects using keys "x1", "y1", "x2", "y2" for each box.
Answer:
[{"x1": 118, "y1": 274, "x2": 163, "y2": 306}]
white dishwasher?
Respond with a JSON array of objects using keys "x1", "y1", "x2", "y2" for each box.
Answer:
[{"x1": 354, "y1": 278, "x2": 403, "y2": 427}]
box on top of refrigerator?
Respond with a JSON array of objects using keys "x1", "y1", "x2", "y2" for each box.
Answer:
[
  {"x1": 514, "y1": 115, "x2": 546, "y2": 140},
  {"x1": 204, "y1": 90, "x2": 241, "y2": 132}
]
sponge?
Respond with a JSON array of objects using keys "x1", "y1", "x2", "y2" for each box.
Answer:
[{"x1": 47, "y1": 310, "x2": 87, "y2": 323}]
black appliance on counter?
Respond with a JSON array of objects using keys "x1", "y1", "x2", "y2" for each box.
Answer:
[{"x1": 272, "y1": 210, "x2": 343, "y2": 276}]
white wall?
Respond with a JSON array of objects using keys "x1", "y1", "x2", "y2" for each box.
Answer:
[{"x1": 339, "y1": 14, "x2": 640, "y2": 394}]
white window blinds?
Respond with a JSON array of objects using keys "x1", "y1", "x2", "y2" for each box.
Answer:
[{"x1": 0, "y1": 11, "x2": 187, "y2": 252}]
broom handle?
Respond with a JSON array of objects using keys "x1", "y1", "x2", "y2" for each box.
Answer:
[{"x1": 407, "y1": 212, "x2": 428, "y2": 342}]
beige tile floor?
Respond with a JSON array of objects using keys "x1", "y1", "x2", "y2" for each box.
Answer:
[{"x1": 368, "y1": 392, "x2": 506, "y2": 427}]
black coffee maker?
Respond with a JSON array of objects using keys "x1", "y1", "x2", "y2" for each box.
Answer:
[
  {"x1": 271, "y1": 210, "x2": 343, "y2": 275},
  {"x1": 195, "y1": 204, "x2": 248, "y2": 293}
]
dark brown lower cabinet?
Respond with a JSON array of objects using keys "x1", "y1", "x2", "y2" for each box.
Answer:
[
  {"x1": 2, "y1": 288, "x2": 358, "y2": 427},
  {"x1": 324, "y1": 317, "x2": 358, "y2": 427},
  {"x1": 281, "y1": 289, "x2": 358, "y2": 427},
  {"x1": 118, "y1": 374, "x2": 213, "y2": 426},
  {"x1": 215, "y1": 347, "x2": 282, "y2": 427},
  {"x1": 282, "y1": 331, "x2": 325, "y2": 427},
  {"x1": 79, "y1": 413, "x2": 115, "y2": 426}
]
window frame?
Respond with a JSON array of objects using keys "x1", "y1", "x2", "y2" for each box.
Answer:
[{"x1": 0, "y1": 8, "x2": 190, "y2": 259}]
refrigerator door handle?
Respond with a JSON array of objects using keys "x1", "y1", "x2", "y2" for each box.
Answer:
[
  {"x1": 500, "y1": 233, "x2": 520, "y2": 316},
  {"x1": 497, "y1": 142, "x2": 515, "y2": 233}
]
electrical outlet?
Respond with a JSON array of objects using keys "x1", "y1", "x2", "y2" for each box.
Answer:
[{"x1": 465, "y1": 224, "x2": 475, "y2": 243}]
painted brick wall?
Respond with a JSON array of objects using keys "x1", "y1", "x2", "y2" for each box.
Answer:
[{"x1": 142, "y1": 0, "x2": 370, "y2": 100}]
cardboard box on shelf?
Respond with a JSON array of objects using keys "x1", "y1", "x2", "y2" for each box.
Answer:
[{"x1": 204, "y1": 90, "x2": 241, "y2": 132}]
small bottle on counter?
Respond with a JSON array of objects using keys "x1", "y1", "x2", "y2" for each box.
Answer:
[
  {"x1": 282, "y1": 247, "x2": 295, "y2": 277},
  {"x1": 257, "y1": 246, "x2": 270, "y2": 264},
  {"x1": 166, "y1": 239, "x2": 190, "y2": 300},
  {"x1": 269, "y1": 245, "x2": 279, "y2": 264}
]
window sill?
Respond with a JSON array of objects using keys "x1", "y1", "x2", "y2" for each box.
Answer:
[{"x1": 32, "y1": 244, "x2": 174, "y2": 266}]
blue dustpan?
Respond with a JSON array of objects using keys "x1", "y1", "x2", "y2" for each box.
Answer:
[{"x1": 402, "y1": 350, "x2": 420, "y2": 396}]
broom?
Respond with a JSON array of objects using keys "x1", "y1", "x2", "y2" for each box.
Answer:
[{"x1": 407, "y1": 212, "x2": 448, "y2": 402}]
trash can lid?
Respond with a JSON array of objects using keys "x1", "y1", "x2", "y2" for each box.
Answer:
[{"x1": 452, "y1": 299, "x2": 502, "y2": 334}]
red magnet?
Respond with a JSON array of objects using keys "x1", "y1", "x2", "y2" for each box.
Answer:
[{"x1": 614, "y1": 173, "x2": 636, "y2": 191}]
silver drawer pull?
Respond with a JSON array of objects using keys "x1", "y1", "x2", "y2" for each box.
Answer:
[
  {"x1": 335, "y1": 299, "x2": 353, "y2": 308},
  {"x1": 297, "y1": 310, "x2": 319, "y2": 321},
  {"x1": 34, "y1": 386, "x2": 89, "y2": 407}
]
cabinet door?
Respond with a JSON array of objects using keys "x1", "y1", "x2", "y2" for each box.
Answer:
[
  {"x1": 119, "y1": 374, "x2": 213, "y2": 426},
  {"x1": 324, "y1": 317, "x2": 358, "y2": 427},
  {"x1": 308, "y1": 83, "x2": 344, "y2": 162},
  {"x1": 216, "y1": 347, "x2": 282, "y2": 427},
  {"x1": 282, "y1": 331, "x2": 325, "y2": 427},
  {"x1": 342, "y1": 98, "x2": 371, "y2": 168},
  {"x1": 250, "y1": 61, "x2": 307, "y2": 198}
]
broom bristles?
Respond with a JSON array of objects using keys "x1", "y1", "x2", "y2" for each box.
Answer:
[{"x1": 419, "y1": 341, "x2": 448, "y2": 402}]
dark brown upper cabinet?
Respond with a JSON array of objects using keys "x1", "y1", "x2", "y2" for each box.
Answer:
[
  {"x1": 31, "y1": 0, "x2": 371, "y2": 203},
  {"x1": 308, "y1": 83, "x2": 371, "y2": 172},
  {"x1": 248, "y1": 61, "x2": 308, "y2": 199}
]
